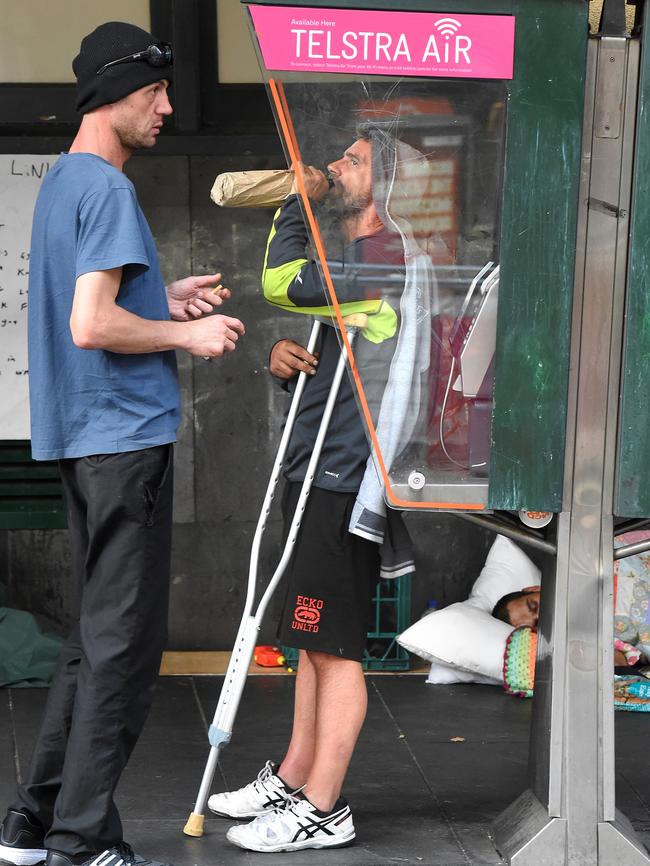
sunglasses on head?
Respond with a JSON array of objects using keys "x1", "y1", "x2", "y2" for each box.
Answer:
[{"x1": 96, "y1": 42, "x2": 173, "y2": 76}]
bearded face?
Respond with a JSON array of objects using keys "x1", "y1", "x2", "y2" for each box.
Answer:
[
  {"x1": 328, "y1": 180, "x2": 373, "y2": 217},
  {"x1": 326, "y1": 138, "x2": 373, "y2": 218}
]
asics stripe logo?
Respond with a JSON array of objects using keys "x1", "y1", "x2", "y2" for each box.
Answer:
[
  {"x1": 262, "y1": 793, "x2": 287, "y2": 807},
  {"x1": 291, "y1": 807, "x2": 351, "y2": 841}
]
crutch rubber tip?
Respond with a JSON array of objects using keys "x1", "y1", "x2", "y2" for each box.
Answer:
[{"x1": 183, "y1": 812, "x2": 205, "y2": 837}]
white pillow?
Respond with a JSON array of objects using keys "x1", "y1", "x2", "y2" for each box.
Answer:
[
  {"x1": 398, "y1": 600, "x2": 512, "y2": 681},
  {"x1": 470, "y1": 534, "x2": 541, "y2": 611},
  {"x1": 426, "y1": 660, "x2": 501, "y2": 686},
  {"x1": 397, "y1": 535, "x2": 541, "y2": 683}
]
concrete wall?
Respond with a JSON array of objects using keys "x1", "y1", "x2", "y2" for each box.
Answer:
[{"x1": 2, "y1": 150, "x2": 496, "y2": 649}]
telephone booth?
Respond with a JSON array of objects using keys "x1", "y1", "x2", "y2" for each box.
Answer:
[
  {"x1": 241, "y1": 1, "x2": 650, "y2": 864},
  {"x1": 243, "y1": 0, "x2": 583, "y2": 519}
]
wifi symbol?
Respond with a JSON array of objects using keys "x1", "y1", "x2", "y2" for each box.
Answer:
[{"x1": 434, "y1": 17, "x2": 461, "y2": 38}]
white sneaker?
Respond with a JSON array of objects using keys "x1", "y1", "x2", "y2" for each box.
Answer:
[
  {"x1": 208, "y1": 761, "x2": 291, "y2": 819},
  {"x1": 226, "y1": 793, "x2": 355, "y2": 853}
]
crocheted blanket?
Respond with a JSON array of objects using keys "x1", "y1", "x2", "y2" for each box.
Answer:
[{"x1": 503, "y1": 626, "x2": 537, "y2": 698}]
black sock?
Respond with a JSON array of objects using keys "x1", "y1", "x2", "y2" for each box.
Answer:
[{"x1": 300, "y1": 793, "x2": 346, "y2": 817}]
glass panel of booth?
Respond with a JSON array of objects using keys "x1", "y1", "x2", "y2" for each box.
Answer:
[{"x1": 245, "y1": 4, "x2": 510, "y2": 511}]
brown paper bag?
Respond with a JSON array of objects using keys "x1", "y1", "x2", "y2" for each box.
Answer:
[{"x1": 210, "y1": 170, "x2": 293, "y2": 208}]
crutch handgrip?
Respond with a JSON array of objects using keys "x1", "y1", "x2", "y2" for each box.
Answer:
[
  {"x1": 183, "y1": 811, "x2": 205, "y2": 837},
  {"x1": 341, "y1": 312, "x2": 369, "y2": 329}
]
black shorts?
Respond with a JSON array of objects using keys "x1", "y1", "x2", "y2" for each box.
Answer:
[{"x1": 277, "y1": 482, "x2": 380, "y2": 662}]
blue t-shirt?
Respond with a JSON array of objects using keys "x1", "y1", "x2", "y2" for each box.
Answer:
[{"x1": 28, "y1": 153, "x2": 180, "y2": 460}]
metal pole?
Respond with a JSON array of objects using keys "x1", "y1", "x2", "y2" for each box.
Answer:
[
  {"x1": 494, "y1": 34, "x2": 650, "y2": 866},
  {"x1": 614, "y1": 538, "x2": 650, "y2": 560},
  {"x1": 454, "y1": 512, "x2": 556, "y2": 556}
]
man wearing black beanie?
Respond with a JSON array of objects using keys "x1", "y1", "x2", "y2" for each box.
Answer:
[{"x1": 0, "y1": 21, "x2": 244, "y2": 866}]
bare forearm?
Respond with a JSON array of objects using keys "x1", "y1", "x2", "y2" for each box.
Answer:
[
  {"x1": 71, "y1": 268, "x2": 245, "y2": 358},
  {"x1": 71, "y1": 303, "x2": 191, "y2": 353}
]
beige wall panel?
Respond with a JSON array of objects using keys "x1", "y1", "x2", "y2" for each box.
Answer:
[
  {"x1": 589, "y1": 0, "x2": 635, "y2": 33},
  {"x1": 0, "y1": 0, "x2": 150, "y2": 83},
  {"x1": 217, "y1": 0, "x2": 262, "y2": 84}
]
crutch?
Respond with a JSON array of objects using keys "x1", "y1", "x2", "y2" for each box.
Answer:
[{"x1": 184, "y1": 312, "x2": 368, "y2": 837}]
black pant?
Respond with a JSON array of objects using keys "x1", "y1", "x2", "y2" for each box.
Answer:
[{"x1": 12, "y1": 445, "x2": 174, "y2": 856}]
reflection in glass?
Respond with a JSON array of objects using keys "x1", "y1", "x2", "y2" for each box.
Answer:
[{"x1": 273, "y1": 78, "x2": 506, "y2": 509}]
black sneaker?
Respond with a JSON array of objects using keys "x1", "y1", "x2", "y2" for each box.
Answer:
[
  {"x1": 46, "y1": 843, "x2": 175, "y2": 866},
  {"x1": 0, "y1": 810, "x2": 47, "y2": 866}
]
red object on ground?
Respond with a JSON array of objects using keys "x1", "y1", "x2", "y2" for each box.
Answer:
[{"x1": 254, "y1": 645, "x2": 286, "y2": 667}]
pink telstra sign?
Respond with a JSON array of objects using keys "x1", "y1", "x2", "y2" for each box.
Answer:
[{"x1": 249, "y1": 5, "x2": 515, "y2": 80}]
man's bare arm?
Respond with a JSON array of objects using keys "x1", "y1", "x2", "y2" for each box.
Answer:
[{"x1": 70, "y1": 268, "x2": 244, "y2": 358}]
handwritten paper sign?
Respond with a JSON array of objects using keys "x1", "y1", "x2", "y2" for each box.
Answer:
[
  {"x1": 249, "y1": 5, "x2": 515, "y2": 79},
  {"x1": 0, "y1": 155, "x2": 58, "y2": 440}
]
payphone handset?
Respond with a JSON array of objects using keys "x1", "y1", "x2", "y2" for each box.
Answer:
[{"x1": 452, "y1": 264, "x2": 499, "y2": 399}]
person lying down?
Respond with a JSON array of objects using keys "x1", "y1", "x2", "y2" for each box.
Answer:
[{"x1": 491, "y1": 586, "x2": 647, "y2": 669}]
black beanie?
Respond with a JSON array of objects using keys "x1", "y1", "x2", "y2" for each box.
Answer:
[{"x1": 73, "y1": 21, "x2": 173, "y2": 114}]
